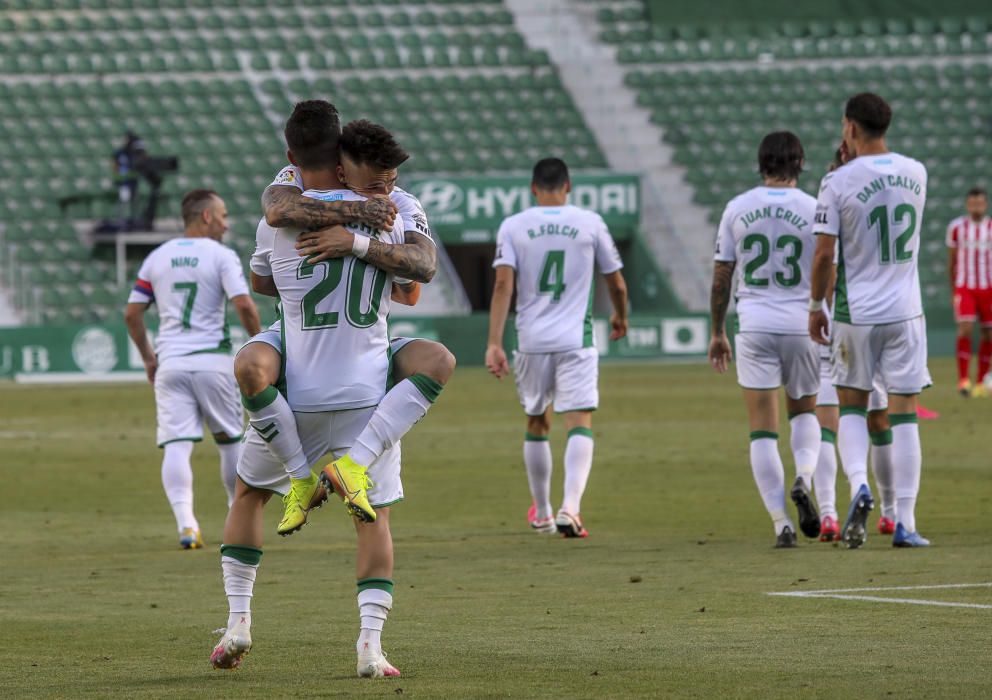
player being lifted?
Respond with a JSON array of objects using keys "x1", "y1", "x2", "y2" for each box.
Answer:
[
  {"x1": 947, "y1": 187, "x2": 992, "y2": 397},
  {"x1": 124, "y1": 190, "x2": 261, "y2": 549},
  {"x1": 211, "y1": 102, "x2": 432, "y2": 677},
  {"x1": 486, "y1": 158, "x2": 628, "y2": 538},
  {"x1": 709, "y1": 132, "x2": 822, "y2": 548},
  {"x1": 234, "y1": 118, "x2": 454, "y2": 536},
  {"x1": 809, "y1": 93, "x2": 931, "y2": 548}
]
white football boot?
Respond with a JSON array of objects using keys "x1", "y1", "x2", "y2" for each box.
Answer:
[
  {"x1": 357, "y1": 642, "x2": 401, "y2": 678},
  {"x1": 210, "y1": 617, "x2": 252, "y2": 670}
]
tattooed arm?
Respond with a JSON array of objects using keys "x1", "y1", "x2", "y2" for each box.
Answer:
[
  {"x1": 296, "y1": 228, "x2": 437, "y2": 283},
  {"x1": 708, "y1": 261, "x2": 735, "y2": 373},
  {"x1": 261, "y1": 185, "x2": 397, "y2": 231},
  {"x1": 364, "y1": 232, "x2": 437, "y2": 283}
]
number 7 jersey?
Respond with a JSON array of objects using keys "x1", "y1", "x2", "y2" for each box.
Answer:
[
  {"x1": 259, "y1": 188, "x2": 406, "y2": 412},
  {"x1": 815, "y1": 152, "x2": 927, "y2": 325},
  {"x1": 714, "y1": 186, "x2": 818, "y2": 334}
]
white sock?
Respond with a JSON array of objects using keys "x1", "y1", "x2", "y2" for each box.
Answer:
[
  {"x1": 750, "y1": 433, "x2": 791, "y2": 533},
  {"x1": 789, "y1": 412, "x2": 819, "y2": 489},
  {"x1": 349, "y1": 376, "x2": 441, "y2": 467},
  {"x1": 162, "y1": 440, "x2": 198, "y2": 532},
  {"x1": 217, "y1": 441, "x2": 241, "y2": 508},
  {"x1": 891, "y1": 417, "x2": 922, "y2": 533},
  {"x1": 243, "y1": 386, "x2": 309, "y2": 479},
  {"x1": 561, "y1": 429, "x2": 594, "y2": 515},
  {"x1": 357, "y1": 587, "x2": 392, "y2": 657},
  {"x1": 221, "y1": 550, "x2": 260, "y2": 631},
  {"x1": 870, "y1": 429, "x2": 896, "y2": 520},
  {"x1": 838, "y1": 412, "x2": 870, "y2": 499},
  {"x1": 523, "y1": 435, "x2": 553, "y2": 520},
  {"x1": 813, "y1": 429, "x2": 838, "y2": 518}
]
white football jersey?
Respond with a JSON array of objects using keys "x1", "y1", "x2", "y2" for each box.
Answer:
[
  {"x1": 260, "y1": 188, "x2": 405, "y2": 412},
  {"x1": 815, "y1": 152, "x2": 927, "y2": 325},
  {"x1": 128, "y1": 237, "x2": 249, "y2": 365},
  {"x1": 268, "y1": 165, "x2": 434, "y2": 244},
  {"x1": 714, "y1": 186, "x2": 818, "y2": 335},
  {"x1": 493, "y1": 205, "x2": 623, "y2": 353}
]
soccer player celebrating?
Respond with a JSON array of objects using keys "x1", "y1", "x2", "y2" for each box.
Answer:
[
  {"x1": 212, "y1": 102, "x2": 429, "y2": 677},
  {"x1": 486, "y1": 158, "x2": 628, "y2": 538},
  {"x1": 124, "y1": 190, "x2": 261, "y2": 549},
  {"x1": 709, "y1": 132, "x2": 821, "y2": 548},
  {"x1": 235, "y1": 119, "x2": 453, "y2": 536},
  {"x1": 947, "y1": 187, "x2": 992, "y2": 396},
  {"x1": 809, "y1": 93, "x2": 931, "y2": 548}
]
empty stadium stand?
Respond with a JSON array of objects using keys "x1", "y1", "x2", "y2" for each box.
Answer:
[
  {"x1": 595, "y1": 1, "x2": 992, "y2": 315},
  {"x1": 0, "y1": 0, "x2": 606, "y2": 324}
]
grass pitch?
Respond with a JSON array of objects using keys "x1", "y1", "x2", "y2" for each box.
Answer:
[{"x1": 1, "y1": 358, "x2": 990, "y2": 698}]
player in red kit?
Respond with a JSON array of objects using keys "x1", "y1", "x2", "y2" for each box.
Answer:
[{"x1": 947, "y1": 187, "x2": 992, "y2": 397}]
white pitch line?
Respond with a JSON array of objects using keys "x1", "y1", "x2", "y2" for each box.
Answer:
[
  {"x1": 771, "y1": 582, "x2": 992, "y2": 595},
  {"x1": 767, "y1": 582, "x2": 992, "y2": 610}
]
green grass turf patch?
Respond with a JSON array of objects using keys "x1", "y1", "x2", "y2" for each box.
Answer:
[{"x1": 1, "y1": 358, "x2": 990, "y2": 698}]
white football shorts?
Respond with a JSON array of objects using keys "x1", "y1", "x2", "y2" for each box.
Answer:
[
  {"x1": 238, "y1": 406, "x2": 403, "y2": 507},
  {"x1": 831, "y1": 317, "x2": 930, "y2": 395},
  {"x1": 513, "y1": 347, "x2": 599, "y2": 415},
  {"x1": 243, "y1": 324, "x2": 418, "y2": 358},
  {"x1": 154, "y1": 369, "x2": 244, "y2": 446},
  {"x1": 734, "y1": 332, "x2": 819, "y2": 399},
  {"x1": 816, "y1": 356, "x2": 888, "y2": 411}
]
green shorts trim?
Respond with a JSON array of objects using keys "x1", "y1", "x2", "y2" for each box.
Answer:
[
  {"x1": 372, "y1": 497, "x2": 404, "y2": 509},
  {"x1": 554, "y1": 407, "x2": 597, "y2": 414},
  {"x1": 214, "y1": 433, "x2": 244, "y2": 445},
  {"x1": 158, "y1": 436, "x2": 203, "y2": 448}
]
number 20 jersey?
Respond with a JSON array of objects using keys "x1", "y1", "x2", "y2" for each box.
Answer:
[
  {"x1": 493, "y1": 205, "x2": 623, "y2": 353},
  {"x1": 259, "y1": 188, "x2": 405, "y2": 412},
  {"x1": 815, "y1": 153, "x2": 927, "y2": 325},
  {"x1": 714, "y1": 187, "x2": 818, "y2": 334}
]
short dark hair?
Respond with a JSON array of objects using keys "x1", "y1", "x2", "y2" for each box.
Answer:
[
  {"x1": 284, "y1": 100, "x2": 341, "y2": 170},
  {"x1": 845, "y1": 92, "x2": 892, "y2": 139},
  {"x1": 757, "y1": 131, "x2": 804, "y2": 180},
  {"x1": 532, "y1": 158, "x2": 570, "y2": 191},
  {"x1": 967, "y1": 187, "x2": 987, "y2": 199},
  {"x1": 339, "y1": 119, "x2": 410, "y2": 170},
  {"x1": 181, "y1": 188, "x2": 219, "y2": 227}
]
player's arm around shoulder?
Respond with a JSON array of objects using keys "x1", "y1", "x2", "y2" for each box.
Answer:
[{"x1": 261, "y1": 166, "x2": 397, "y2": 230}]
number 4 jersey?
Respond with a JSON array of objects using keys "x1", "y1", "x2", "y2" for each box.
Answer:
[
  {"x1": 128, "y1": 236, "x2": 249, "y2": 366},
  {"x1": 714, "y1": 187, "x2": 818, "y2": 334},
  {"x1": 493, "y1": 205, "x2": 623, "y2": 353},
  {"x1": 815, "y1": 153, "x2": 927, "y2": 325},
  {"x1": 254, "y1": 189, "x2": 405, "y2": 412}
]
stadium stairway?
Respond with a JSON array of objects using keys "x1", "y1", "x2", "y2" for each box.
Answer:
[{"x1": 505, "y1": 0, "x2": 713, "y2": 311}]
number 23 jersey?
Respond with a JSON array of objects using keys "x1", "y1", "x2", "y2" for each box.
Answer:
[
  {"x1": 257, "y1": 188, "x2": 405, "y2": 412},
  {"x1": 714, "y1": 187, "x2": 818, "y2": 334},
  {"x1": 815, "y1": 153, "x2": 927, "y2": 325}
]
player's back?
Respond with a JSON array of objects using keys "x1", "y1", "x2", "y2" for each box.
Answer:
[
  {"x1": 135, "y1": 237, "x2": 244, "y2": 362},
  {"x1": 265, "y1": 188, "x2": 405, "y2": 412},
  {"x1": 716, "y1": 186, "x2": 817, "y2": 334},
  {"x1": 817, "y1": 152, "x2": 927, "y2": 324},
  {"x1": 494, "y1": 205, "x2": 622, "y2": 353}
]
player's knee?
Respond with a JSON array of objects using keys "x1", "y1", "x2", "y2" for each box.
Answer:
[
  {"x1": 527, "y1": 414, "x2": 551, "y2": 435},
  {"x1": 867, "y1": 410, "x2": 890, "y2": 432},
  {"x1": 234, "y1": 349, "x2": 271, "y2": 395},
  {"x1": 426, "y1": 345, "x2": 456, "y2": 384},
  {"x1": 958, "y1": 322, "x2": 974, "y2": 337}
]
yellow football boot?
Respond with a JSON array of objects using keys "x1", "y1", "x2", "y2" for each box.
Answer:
[
  {"x1": 277, "y1": 471, "x2": 327, "y2": 536},
  {"x1": 180, "y1": 527, "x2": 204, "y2": 550},
  {"x1": 319, "y1": 455, "x2": 376, "y2": 523}
]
